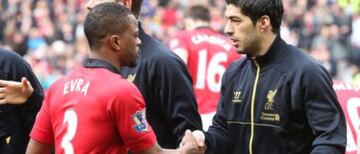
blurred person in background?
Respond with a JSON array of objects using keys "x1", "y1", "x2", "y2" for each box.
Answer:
[
  {"x1": 86, "y1": 0, "x2": 202, "y2": 149},
  {"x1": 0, "y1": 48, "x2": 43, "y2": 154},
  {"x1": 169, "y1": 4, "x2": 241, "y2": 130}
]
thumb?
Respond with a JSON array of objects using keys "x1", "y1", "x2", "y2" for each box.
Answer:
[
  {"x1": 182, "y1": 129, "x2": 194, "y2": 145},
  {"x1": 21, "y1": 77, "x2": 30, "y2": 88},
  {"x1": 185, "y1": 129, "x2": 192, "y2": 136},
  {"x1": 192, "y1": 130, "x2": 205, "y2": 147}
]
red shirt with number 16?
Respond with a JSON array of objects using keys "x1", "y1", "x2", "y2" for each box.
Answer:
[{"x1": 169, "y1": 27, "x2": 241, "y2": 114}]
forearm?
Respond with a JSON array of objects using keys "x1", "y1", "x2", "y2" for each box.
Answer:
[{"x1": 26, "y1": 139, "x2": 53, "y2": 154}]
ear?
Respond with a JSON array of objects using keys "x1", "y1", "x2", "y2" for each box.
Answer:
[
  {"x1": 258, "y1": 15, "x2": 271, "y2": 32},
  {"x1": 184, "y1": 18, "x2": 194, "y2": 30},
  {"x1": 109, "y1": 35, "x2": 122, "y2": 51},
  {"x1": 122, "y1": 0, "x2": 132, "y2": 9}
]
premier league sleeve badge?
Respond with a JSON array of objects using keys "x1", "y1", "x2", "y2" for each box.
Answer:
[{"x1": 131, "y1": 109, "x2": 149, "y2": 132}]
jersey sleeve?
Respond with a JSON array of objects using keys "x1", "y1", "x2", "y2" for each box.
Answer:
[
  {"x1": 152, "y1": 54, "x2": 203, "y2": 144},
  {"x1": 30, "y1": 88, "x2": 54, "y2": 144},
  {"x1": 169, "y1": 31, "x2": 189, "y2": 50},
  {"x1": 169, "y1": 31, "x2": 190, "y2": 63},
  {"x1": 1, "y1": 50, "x2": 44, "y2": 136},
  {"x1": 109, "y1": 83, "x2": 156, "y2": 153}
]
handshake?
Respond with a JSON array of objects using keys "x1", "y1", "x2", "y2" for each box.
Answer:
[{"x1": 178, "y1": 130, "x2": 206, "y2": 154}]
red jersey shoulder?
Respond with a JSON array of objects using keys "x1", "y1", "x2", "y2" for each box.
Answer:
[
  {"x1": 169, "y1": 30, "x2": 191, "y2": 50},
  {"x1": 109, "y1": 75, "x2": 139, "y2": 95}
]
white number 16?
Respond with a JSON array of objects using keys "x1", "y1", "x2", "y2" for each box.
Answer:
[{"x1": 195, "y1": 49, "x2": 228, "y2": 92}]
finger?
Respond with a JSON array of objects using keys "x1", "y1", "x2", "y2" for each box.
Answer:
[
  {"x1": 0, "y1": 99, "x2": 6, "y2": 105},
  {"x1": 0, "y1": 87, "x2": 5, "y2": 93},
  {"x1": 185, "y1": 129, "x2": 192, "y2": 136},
  {"x1": 192, "y1": 130, "x2": 205, "y2": 147},
  {"x1": 21, "y1": 77, "x2": 28, "y2": 87},
  {"x1": 181, "y1": 130, "x2": 193, "y2": 146},
  {"x1": 22, "y1": 77, "x2": 32, "y2": 87},
  {"x1": 0, "y1": 80, "x2": 9, "y2": 86},
  {"x1": 185, "y1": 130, "x2": 199, "y2": 146},
  {"x1": 0, "y1": 93, "x2": 4, "y2": 99}
]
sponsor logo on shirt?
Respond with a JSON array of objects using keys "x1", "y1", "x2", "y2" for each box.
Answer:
[
  {"x1": 260, "y1": 112, "x2": 280, "y2": 122},
  {"x1": 131, "y1": 109, "x2": 148, "y2": 132},
  {"x1": 232, "y1": 91, "x2": 242, "y2": 104},
  {"x1": 261, "y1": 89, "x2": 281, "y2": 122},
  {"x1": 127, "y1": 74, "x2": 136, "y2": 82},
  {"x1": 265, "y1": 89, "x2": 277, "y2": 110}
]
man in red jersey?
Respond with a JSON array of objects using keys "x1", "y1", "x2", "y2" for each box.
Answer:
[
  {"x1": 169, "y1": 5, "x2": 241, "y2": 130},
  {"x1": 26, "y1": 3, "x2": 203, "y2": 154}
]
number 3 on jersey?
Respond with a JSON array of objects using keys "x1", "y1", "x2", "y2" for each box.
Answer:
[
  {"x1": 61, "y1": 109, "x2": 78, "y2": 154},
  {"x1": 195, "y1": 49, "x2": 228, "y2": 92}
]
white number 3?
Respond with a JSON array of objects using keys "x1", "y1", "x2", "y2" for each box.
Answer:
[{"x1": 61, "y1": 109, "x2": 78, "y2": 154}]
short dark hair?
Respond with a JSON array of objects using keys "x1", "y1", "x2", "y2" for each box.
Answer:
[
  {"x1": 84, "y1": 2, "x2": 132, "y2": 50},
  {"x1": 226, "y1": 0, "x2": 284, "y2": 34},
  {"x1": 184, "y1": 5, "x2": 211, "y2": 22},
  {"x1": 131, "y1": 0, "x2": 143, "y2": 18}
]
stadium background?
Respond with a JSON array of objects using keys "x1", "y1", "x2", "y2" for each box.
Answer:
[{"x1": 0, "y1": 0, "x2": 359, "y2": 153}]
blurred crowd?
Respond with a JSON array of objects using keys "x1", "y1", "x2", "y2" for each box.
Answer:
[{"x1": 0, "y1": 0, "x2": 359, "y2": 89}]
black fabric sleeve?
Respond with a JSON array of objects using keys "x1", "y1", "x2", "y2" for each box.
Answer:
[
  {"x1": 6, "y1": 51, "x2": 44, "y2": 135},
  {"x1": 153, "y1": 54, "x2": 203, "y2": 144},
  {"x1": 204, "y1": 67, "x2": 232, "y2": 154},
  {"x1": 302, "y1": 63, "x2": 346, "y2": 154}
]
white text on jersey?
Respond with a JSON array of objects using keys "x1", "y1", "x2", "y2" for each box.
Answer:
[
  {"x1": 191, "y1": 34, "x2": 232, "y2": 51},
  {"x1": 63, "y1": 79, "x2": 90, "y2": 96}
]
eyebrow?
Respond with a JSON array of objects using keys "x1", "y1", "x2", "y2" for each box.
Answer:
[{"x1": 227, "y1": 16, "x2": 241, "y2": 20}]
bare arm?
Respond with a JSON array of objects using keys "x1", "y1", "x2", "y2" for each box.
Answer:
[
  {"x1": 26, "y1": 139, "x2": 53, "y2": 154},
  {"x1": 0, "y1": 77, "x2": 33, "y2": 105},
  {"x1": 134, "y1": 130, "x2": 205, "y2": 154},
  {"x1": 134, "y1": 143, "x2": 177, "y2": 154}
]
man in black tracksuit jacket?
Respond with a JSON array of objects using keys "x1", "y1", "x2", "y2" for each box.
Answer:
[
  {"x1": 0, "y1": 48, "x2": 43, "y2": 154},
  {"x1": 120, "y1": 22, "x2": 203, "y2": 148},
  {"x1": 85, "y1": 0, "x2": 203, "y2": 149},
  {"x1": 203, "y1": 0, "x2": 347, "y2": 153}
]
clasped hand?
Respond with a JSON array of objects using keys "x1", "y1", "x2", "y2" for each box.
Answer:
[{"x1": 178, "y1": 130, "x2": 206, "y2": 154}]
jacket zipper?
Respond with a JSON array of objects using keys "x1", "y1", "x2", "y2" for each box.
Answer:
[{"x1": 249, "y1": 58, "x2": 260, "y2": 154}]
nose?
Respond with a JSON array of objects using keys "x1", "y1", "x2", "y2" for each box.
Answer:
[{"x1": 224, "y1": 20, "x2": 234, "y2": 37}]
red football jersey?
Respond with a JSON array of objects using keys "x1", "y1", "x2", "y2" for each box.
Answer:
[
  {"x1": 333, "y1": 80, "x2": 360, "y2": 154},
  {"x1": 169, "y1": 27, "x2": 241, "y2": 114},
  {"x1": 30, "y1": 63, "x2": 156, "y2": 154}
]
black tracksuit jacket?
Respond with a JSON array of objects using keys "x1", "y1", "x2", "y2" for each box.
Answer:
[
  {"x1": 0, "y1": 48, "x2": 44, "y2": 154},
  {"x1": 120, "y1": 23, "x2": 202, "y2": 148},
  {"x1": 205, "y1": 36, "x2": 346, "y2": 154}
]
